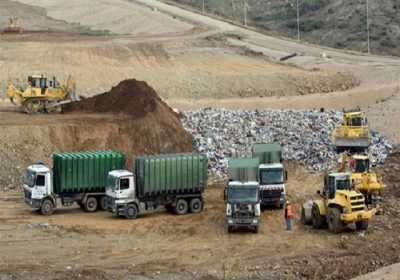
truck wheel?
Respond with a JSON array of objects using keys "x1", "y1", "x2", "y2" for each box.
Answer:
[
  {"x1": 356, "y1": 220, "x2": 369, "y2": 231},
  {"x1": 41, "y1": 199, "x2": 54, "y2": 216},
  {"x1": 189, "y1": 198, "x2": 203, "y2": 213},
  {"x1": 253, "y1": 226, "x2": 259, "y2": 234},
  {"x1": 327, "y1": 207, "x2": 344, "y2": 234},
  {"x1": 227, "y1": 225, "x2": 233, "y2": 233},
  {"x1": 175, "y1": 199, "x2": 188, "y2": 215},
  {"x1": 98, "y1": 196, "x2": 107, "y2": 211},
  {"x1": 301, "y1": 206, "x2": 306, "y2": 225},
  {"x1": 84, "y1": 197, "x2": 98, "y2": 212},
  {"x1": 312, "y1": 204, "x2": 324, "y2": 229},
  {"x1": 125, "y1": 204, "x2": 138, "y2": 219}
]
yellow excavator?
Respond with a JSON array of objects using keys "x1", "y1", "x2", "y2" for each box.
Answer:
[
  {"x1": 301, "y1": 172, "x2": 373, "y2": 233},
  {"x1": 338, "y1": 153, "x2": 384, "y2": 207},
  {"x1": 332, "y1": 110, "x2": 370, "y2": 152},
  {"x1": 7, "y1": 75, "x2": 79, "y2": 113}
]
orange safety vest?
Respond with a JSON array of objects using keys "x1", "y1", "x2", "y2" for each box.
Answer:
[{"x1": 286, "y1": 204, "x2": 294, "y2": 218}]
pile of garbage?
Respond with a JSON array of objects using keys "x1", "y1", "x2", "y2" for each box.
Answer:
[{"x1": 182, "y1": 108, "x2": 392, "y2": 176}]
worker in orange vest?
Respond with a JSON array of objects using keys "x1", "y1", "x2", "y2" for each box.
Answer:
[{"x1": 285, "y1": 200, "x2": 294, "y2": 231}]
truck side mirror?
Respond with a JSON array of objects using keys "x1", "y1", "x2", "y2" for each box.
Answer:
[{"x1": 285, "y1": 171, "x2": 288, "y2": 181}]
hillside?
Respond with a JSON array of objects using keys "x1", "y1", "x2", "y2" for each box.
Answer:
[{"x1": 167, "y1": 0, "x2": 400, "y2": 56}]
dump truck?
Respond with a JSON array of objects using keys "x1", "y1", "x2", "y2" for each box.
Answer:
[
  {"x1": 338, "y1": 153, "x2": 384, "y2": 206},
  {"x1": 332, "y1": 110, "x2": 371, "y2": 152},
  {"x1": 301, "y1": 172, "x2": 372, "y2": 233},
  {"x1": 225, "y1": 158, "x2": 261, "y2": 233},
  {"x1": 7, "y1": 74, "x2": 79, "y2": 113},
  {"x1": 252, "y1": 143, "x2": 287, "y2": 208},
  {"x1": 23, "y1": 151, "x2": 126, "y2": 215},
  {"x1": 105, "y1": 153, "x2": 208, "y2": 219}
]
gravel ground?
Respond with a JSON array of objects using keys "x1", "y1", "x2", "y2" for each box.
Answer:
[{"x1": 182, "y1": 108, "x2": 392, "y2": 176}]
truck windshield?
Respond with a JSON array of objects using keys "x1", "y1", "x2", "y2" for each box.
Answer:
[
  {"x1": 260, "y1": 168, "x2": 283, "y2": 185},
  {"x1": 228, "y1": 187, "x2": 258, "y2": 203},
  {"x1": 24, "y1": 170, "x2": 36, "y2": 187},
  {"x1": 107, "y1": 175, "x2": 117, "y2": 192},
  {"x1": 336, "y1": 179, "x2": 351, "y2": 190}
]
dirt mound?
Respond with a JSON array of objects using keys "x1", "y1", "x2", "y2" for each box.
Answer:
[
  {"x1": 0, "y1": 80, "x2": 193, "y2": 191},
  {"x1": 64, "y1": 79, "x2": 162, "y2": 118}
]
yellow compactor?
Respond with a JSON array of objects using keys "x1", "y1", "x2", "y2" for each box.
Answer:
[
  {"x1": 332, "y1": 110, "x2": 370, "y2": 152},
  {"x1": 301, "y1": 172, "x2": 372, "y2": 233},
  {"x1": 338, "y1": 153, "x2": 384, "y2": 206},
  {"x1": 7, "y1": 75, "x2": 78, "y2": 113}
]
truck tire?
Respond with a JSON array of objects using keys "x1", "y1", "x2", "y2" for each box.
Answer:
[
  {"x1": 41, "y1": 199, "x2": 54, "y2": 216},
  {"x1": 301, "y1": 206, "x2": 306, "y2": 225},
  {"x1": 98, "y1": 196, "x2": 107, "y2": 211},
  {"x1": 125, "y1": 204, "x2": 138, "y2": 219},
  {"x1": 253, "y1": 226, "x2": 259, "y2": 234},
  {"x1": 327, "y1": 207, "x2": 344, "y2": 234},
  {"x1": 189, "y1": 198, "x2": 203, "y2": 213},
  {"x1": 312, "y1": 204, "x2": 324, "y2": 229},
  {"x1": 84, "y1": 197, "x2": 98, "y2": 212},
  {"x1": 227, "y1": 225, "x2": 234, "y2": 233},
  {"x1": 175, "y1": 199, "x2": 189, "y2": 215},
  {"x1": 356, "y1": 220, "x2": 369, "y2": 231}
]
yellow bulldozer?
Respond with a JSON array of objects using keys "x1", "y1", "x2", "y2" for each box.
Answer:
[
  {"x1": 338, "y1": 153, "x2": 384, "y2": 207},
  {"x1": 301, "y1": 172, "x2": 372, "y2": 233},
  {"x1": 332, "y1": 110, "x2": 371, "y2": 152},
  {"x1": 7, "y1": 75, "x2": 79, "y2": 113}
]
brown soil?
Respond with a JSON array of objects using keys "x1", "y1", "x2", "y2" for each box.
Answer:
[
  {"x1": 64, "y1": 79, "x2": 165, "y2": 118},
  {"x1": 0, "y1": 79, "x2": 193, "y2": 191}
]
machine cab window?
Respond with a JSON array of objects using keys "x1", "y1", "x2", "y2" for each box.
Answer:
[
  {"x1": 119, "y1": 178, "x2": 130, "y2": 190},
  {"x1": 35, "y1": 175, "x2": 45, "y2": 186}
]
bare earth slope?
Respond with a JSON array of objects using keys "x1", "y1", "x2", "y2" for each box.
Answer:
[{"x1": 15, "y1": 0, "x2": 193, "y2": 35}]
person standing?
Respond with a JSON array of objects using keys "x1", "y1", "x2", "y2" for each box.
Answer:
[{"x1": 285, "y1": 200, "x2": 294, "y2": 231}]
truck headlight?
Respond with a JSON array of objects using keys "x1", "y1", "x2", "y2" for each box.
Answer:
[
  {"x1": 252, "y1": 219, "x2": 258, "y2": 224},
  {"x1": 226, "y1": 203, "x2": 232, "y2": 216},
  {"x1": 254, "y1": 204, "x2": 261, "y2": 217},
  {"x1": 228, "y1": 219, "x2": 233, "y2": 224}
]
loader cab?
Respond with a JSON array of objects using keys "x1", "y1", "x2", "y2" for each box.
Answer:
[
  {"x1": 352, "y1": 155, "x2": 370, "y2": 173},
  {"x1": 323, "y1": 172, "x2": 351, "y2": 199},
  {"x1": 343, "y1": 112, "x2": 368, "y2": 128},
  {"x1": 106, "y1": 170, "x2": 135, "y2": 201}
]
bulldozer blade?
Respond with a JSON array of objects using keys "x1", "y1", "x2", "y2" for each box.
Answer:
[{"x1": 334, "y1": 137, "x2": 370, "y2": 149}]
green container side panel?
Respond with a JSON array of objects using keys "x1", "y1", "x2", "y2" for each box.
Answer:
[
  {"x1": 228, "y1": 157, "x2": 259, "y2": 182},
  {"x1": 52, "y1": 151, "x2": 125, "y2": 194},
  {"x1": 135, "y1": 153, "x2": 208, "y2": 199},
  {"x1": 251, "y1": 143, "x2": 282, "y2": 164}
]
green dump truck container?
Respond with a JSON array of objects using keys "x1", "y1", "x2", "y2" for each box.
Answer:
[
  {"x1": 228, "y1": 157, "x2": 259, "y2": 182},
  {"x1": 23, "y1": 150, "x2": 126, "y2": 215},
  {"x1": 135, "y1": 153, "x2": 208, "y2": 198},
  {"x1": 252, "y1": 143, "x2": 282, "y2": 164},
  {"x1": 53, "y1": 151, "x2": 125, "y2": 194},
  {"x1": 106, "y1": 153, "x2": 209, "y2": 219}
]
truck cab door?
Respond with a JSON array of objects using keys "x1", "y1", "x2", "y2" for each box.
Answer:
[
  {"x1": 118, "y1": 176, "x2": 135, "y2": 200},
  {"x1": 34, "y1": 173, "x2": 48, "y2": 199}
]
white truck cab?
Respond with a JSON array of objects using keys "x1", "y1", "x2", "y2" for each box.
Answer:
[
  {"x1": 225, "y1": 181, "x2": 261, "y2": 233},
  {"x1": 23, "y1": 164, "x2": 52, "y2": 210},
  {"x1": 258, "y1": 163, "x2": 287, "y2": 208},
  {"x1": 106, "y1": 170, "x2": 135, "y2": 204}
]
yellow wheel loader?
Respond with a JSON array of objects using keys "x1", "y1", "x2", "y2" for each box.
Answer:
[
  {"x1": 332, "y1": 110, "x2": 370, "y2": 152},
  {"x1": 338, "y1": 153, "x2": 384, "y2": 207},
  {"x1": 301, "y1": 172, "x2": 372, "y2": 233},
  {"x1": 7, "y1": 75, "x2": 79, "y2": 114}
]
